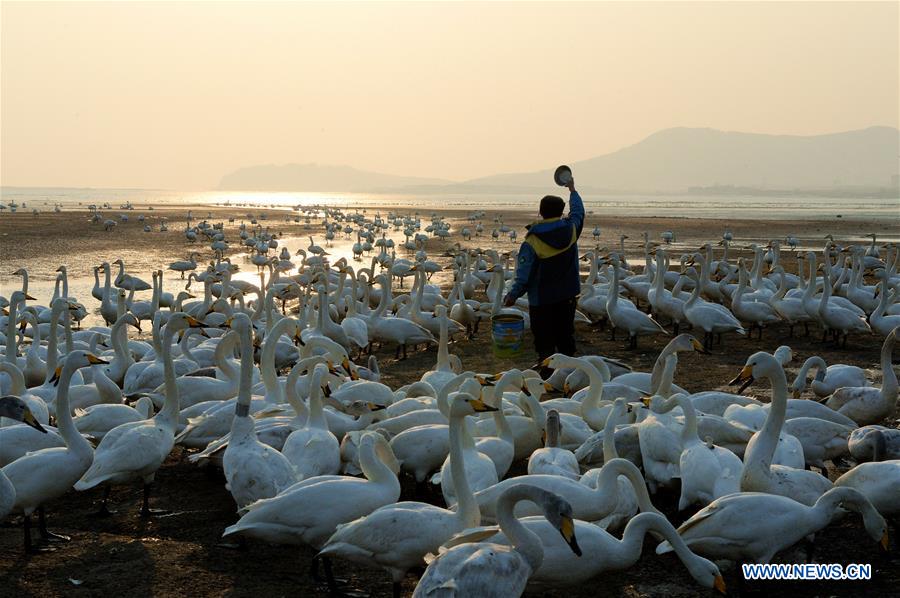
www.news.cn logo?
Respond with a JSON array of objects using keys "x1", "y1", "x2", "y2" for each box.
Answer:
[{"x1": 742, "y1": 563, "x2": 872, "y2": 581}]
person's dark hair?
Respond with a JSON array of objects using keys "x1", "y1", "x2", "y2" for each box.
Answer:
[{"x1": 539, "y1": 195, "x2": 565, "y2": 219}]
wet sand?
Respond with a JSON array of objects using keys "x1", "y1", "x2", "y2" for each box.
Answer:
[{"x1": 0, "y1": 204, "x2": 898, "y2": 597}]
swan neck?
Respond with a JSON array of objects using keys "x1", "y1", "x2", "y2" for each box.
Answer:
[
  {"x1": 449, "y1": 412, "x2": 480, "y2": 528},
  {"x1": 495, "y1": 486, "x2": 546, "y2": 572},
  {"x1": 56, "y1": 362, "x2": 93, "y2": 456}
]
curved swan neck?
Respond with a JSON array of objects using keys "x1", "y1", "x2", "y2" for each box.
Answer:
[
  {"x1": 746, "y1": 359, "x2": 788, "y2": 475},
  {"x1": 157, "y1": 324, "x2": 181, "y2": 426},
  {"x1": 495, "y1": 485, "x2": 547, "y2": 572},
  {"x1": 880, "y1": 332, "x2": 898, "y2": 396}
]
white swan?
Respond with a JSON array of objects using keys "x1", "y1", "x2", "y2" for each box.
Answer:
[
  {"x1": 223, "y1": 313, "x2": 297, "y2": 509},
  {"x1": 527, "y1": 409, "x2": 580, "y2": 480},
  {"x1": 657, "y1": 488, "x2": 887, "y2": 564},
  {"x1": 731, "y1": 352, "x2": 833, "y2": 505},
  {"x1": 824, "y1": 327, "x2": 898, "y2": 425},
  {"x1": 75, "y1": 313, "x2": 207, "y2": 515},
  {"x1": 0, "y1": 396, "x2": 48, "y2": 522},
  {"x1": 413, "y1": 484, "x2": 582, "y2": 598},
  {"x1": 282, "y1": 362, "x2": 341, "y2": 481},
  {"x1": 2, "y1": 351, "x2": 103, "y2": 551},
  {"x1": 835, "y1": 429, "x2": 900, "y2": 516},
  {"x1": 222, "y1": 431, "x2": 401, "y2": 552},
  {"x1": 318, "y1": 393, "x2": 495, "y2": 596}
]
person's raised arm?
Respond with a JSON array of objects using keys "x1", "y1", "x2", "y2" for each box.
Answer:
[{"x1": 566, "y1": 178, "x2": 585, "y2": 236}]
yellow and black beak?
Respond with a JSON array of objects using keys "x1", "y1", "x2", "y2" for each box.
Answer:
[
  {"x1": 50, "y1": 366, "x2": 62, "y2": 387},
  {"x1": 881, "y1": 530, "x2": 889, "y2": 551},
  {"x1": 559, "y1": 516, "x2": 582, "y2": 557},
  {"x1": 540, "y1": 357, "x2": 552, "y2": 368},
  {"x1": 729, "y1": 364, "x2": 755, "y2": 393},
  {"x1": 25, "y1": 293, "x2": 36, "y2": 301},
  {"x1": 714, "y1": 574, "x2": 727, "y2": 594},
  {"x1": 187, "y1": 315, "x2": 207, "y2": 328},
  {"x1": 131, "y1": 320, "x2": 143, "y2": 332},
  {"x1": 18, "y1": 320, "x2": 27, "y2": 334},
  {"x1": 543, "y1": 381, "x2": 553, "y2": 392},
  {"x1": 640, "y1": 396, "x2": 652, "y2": 408},
  {"x1": 476, "y1": 376, "x2": 495, "y2": 387},
  {"x1": 23, "y1": 407, "x2": 47, "y2": 433},
  {"x1": 87, "y1": 353, "x2": 109, "y2": 366},
  {"x1": 321, "y1": 383, "x2": 332, "y2": 398},
  {"x1": 470, "y1": 398, "x2": 498, "y2": 412},
  {"x1": 367, "y1": 402, "x2": 386, "y2": 412},
  {"x1": 562, "y1": 383, "x2": 571, "y2": 396},
  {"x1": 691, "y1": 338, "x2": 711, "y2": 355}
]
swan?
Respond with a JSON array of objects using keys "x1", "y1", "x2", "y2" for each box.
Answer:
[
  {"x1": 458, "y1": 511, "x2": 723, "y2": 590},
  {"x1": 223, "y1": 313, "x2": 297, "y2": 509},
  {"x1": 817, "y1": 264, "x2": 871, "y2": 345},
  {"x1": 652, "y1": 393, "x2": 742, "y2": 510},
  {"x1": 0, "y1": 396, "x2": 48, "y2": 522},
  {"x1": 420, "y1": 305, "x2": 459, "y2": 394},
  {"x1": 318, "y1": 393, "x2": 496, "y2": 597},
  {"x1": 413, "y1": 484, "x2": 582, "y2": 598},
  {"x1": 2, "y1": 351, "x2": 104, "y2": 551},
  {"x1": 281, "y1": 362, "x2": 340, "y2": 481},
  {"x1": 657, "y1": 488, "x2": 887, "y2": 564},
  {"x1": 72, "y1": 397, "x2": 154, "y2": 440},
  {"x1": 168, "y1": 252, "x2": 198, "y2": 278},
  {"x1": 222, "y1": 431, "x2": 401, "y2": 554},
  {"x1": 824, "y1": 327, "x2": 898, "y2": 425},
  {"x1": 790, "y1": 355, "x2": 869, "y2": 399},
  {"x1": 681, "y1": 268, "x2": 745, "y2": 349},
  {"x1": 0, "y1": 362, "x2": 49, "y2": 427},
  {"x1": 473, "y1": 456, "x2": 659, "y2": 524},
  {"x1": 849, "y1": 425, "x2": 900, "y2": 461},
  {"x1": 731, "y1": 352, "x2": 834, "y2": 505},
  {"x1": 835, "y1": 429, "x2": 900, "y2": 517},
  {"x1": 607, "y1": 257, "x2": 668, "y2": 348},
  {"x1": 871, "y1": 278, "x2": 900, "y2": 336},
  {"x1": 527, "y1": 409, "x2": 580, "y2": 480},
  {"x1": 74, "y1": 313, "x2": 207, "y2": 516}
]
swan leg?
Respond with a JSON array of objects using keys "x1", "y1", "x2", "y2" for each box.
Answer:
[
  {"x1": 673, "y1": 322, "x2": 679, "y2": 335},
  {"x1": 89, "y1": 484, "x2": 117, "y2": 518},
  {"x1": 140, "y1": 483, "x2": 170, "y2": 517},
  {"x1": 38, "y1": 506, "x2": 70, "y2": 543},
  {"x1": 23, "y1": 515, "x2": 53, "y2": 553}
]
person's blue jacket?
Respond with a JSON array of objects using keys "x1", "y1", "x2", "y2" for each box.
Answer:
[{"x1": 507, "y1": 190, "x2": 585, "y2": 306}]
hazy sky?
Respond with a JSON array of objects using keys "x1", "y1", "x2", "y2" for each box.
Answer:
[{"x1": 2, "y1": 1, "x2": 897, "y2": 189}]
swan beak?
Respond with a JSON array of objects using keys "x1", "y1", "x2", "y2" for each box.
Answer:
[
  {"x1": 540, "y1": 357, "x2": 552, "y2": 368},
  {"x1": 560, "y1": 517, "x2": 582, "y2": 557},
  {"x1": 470, "y1": 398, "x2": 498, "y2": 412},
  {"x1": 25, "y1": 294, "x2": 36, "y2": 301},
  {"x1": 321, "y1": 384, "x2": 332, "y2": 398},
  {"x1": 476, "y1": 376, "x2": 495, "y2": 387},
  {"x1": 729, "y1": 365, "x2": 754, "y2": 393},
  {"x1": 640, "y1": 397, "x2": 652, "y2": 408},
  {"x1": 543, "y1": 382, "x2": 553, "y2": 392},
  {"x1": 22, "y1": 407, "x2": 47, "y2": 433},
  {"x1": 540, "y1": 429, "x2": 547, "y2": 446},
  {"x1": 881, "y1": 530, "x2": 889, "y2": 551},
  {"x1": 367, "y1": 402, "x2": 386, "y2": 411},
  {"x1": 220, "y1": 317, "x2": 234, "y2": 329},
  {"x1": 87, "y1": 354, "x2": 109, "y2": 365},
  {"x1": 50, "y1": 366, "x2": 62, "y2": 386},
  {"x1": 1, "y1": 308, "x2": 7, "y2": 316},
  {"x1": 691, "y1": 339, "x2": 710, "y2": 354},
  {"x1": 562, "y1": 383, "x2": 571, "y2": 396},
  {"x1": 132, "y1": 321, "x2": 143, "y2": 332},
  {"x1": 714, "y1": 574, "x2": 727, "y2": 594},
  {"x1": 186, "y1": 316, "x2": 206, "y2": 328},
  {"x1": 18, "y1": 320, "x2": 27, "y2": 334}
]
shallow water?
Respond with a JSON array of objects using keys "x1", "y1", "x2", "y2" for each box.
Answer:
[{"x1": 3, "y1": 186, "x2": 898, "y2": 221}]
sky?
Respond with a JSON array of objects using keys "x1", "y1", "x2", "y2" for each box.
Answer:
[{"x1": 1, "y1": 1, "x2": 898, "y2": 190}]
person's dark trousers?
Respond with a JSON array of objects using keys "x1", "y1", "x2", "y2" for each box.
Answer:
[{"x1": 529, "y1": 297, "x2": 577, "y2": 369}]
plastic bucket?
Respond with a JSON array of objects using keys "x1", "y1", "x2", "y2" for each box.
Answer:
[{"x1": 491, "y1": 313, "x2": 525, "y2": 358}]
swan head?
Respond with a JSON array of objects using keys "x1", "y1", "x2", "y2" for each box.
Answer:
[
  {"x1": 687, "y1": 555, "x2": 726, "y2": 594},
  {"x1": 528, "y1": 486, "x2": 582, "y2": 557},
  {"x1": 51, "y1": 351, "x2": 109, "y2": 385},
  {"x1": 449, "y1": 392, "x2": 498, "y2": 416},
  {"x1": 669, "y1": 333, "x2": 710, "y2": 355},
  {"x1": 0, "y1": 395, "x2": 46, "y2": 433},
  {"x1": 730, "y1": 351, "x2": 779, "y2": 393}
]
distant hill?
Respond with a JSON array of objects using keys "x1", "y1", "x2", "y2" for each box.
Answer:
[
  {"x1": 461, "y1": 126, "x2": 900, "y2": 193},
  {"x1": 218, "y1": 163, "x2": 450, "y2": 192},
  {"x1": 218, "y1": 126, "x2": 899, "y2": 194}
]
